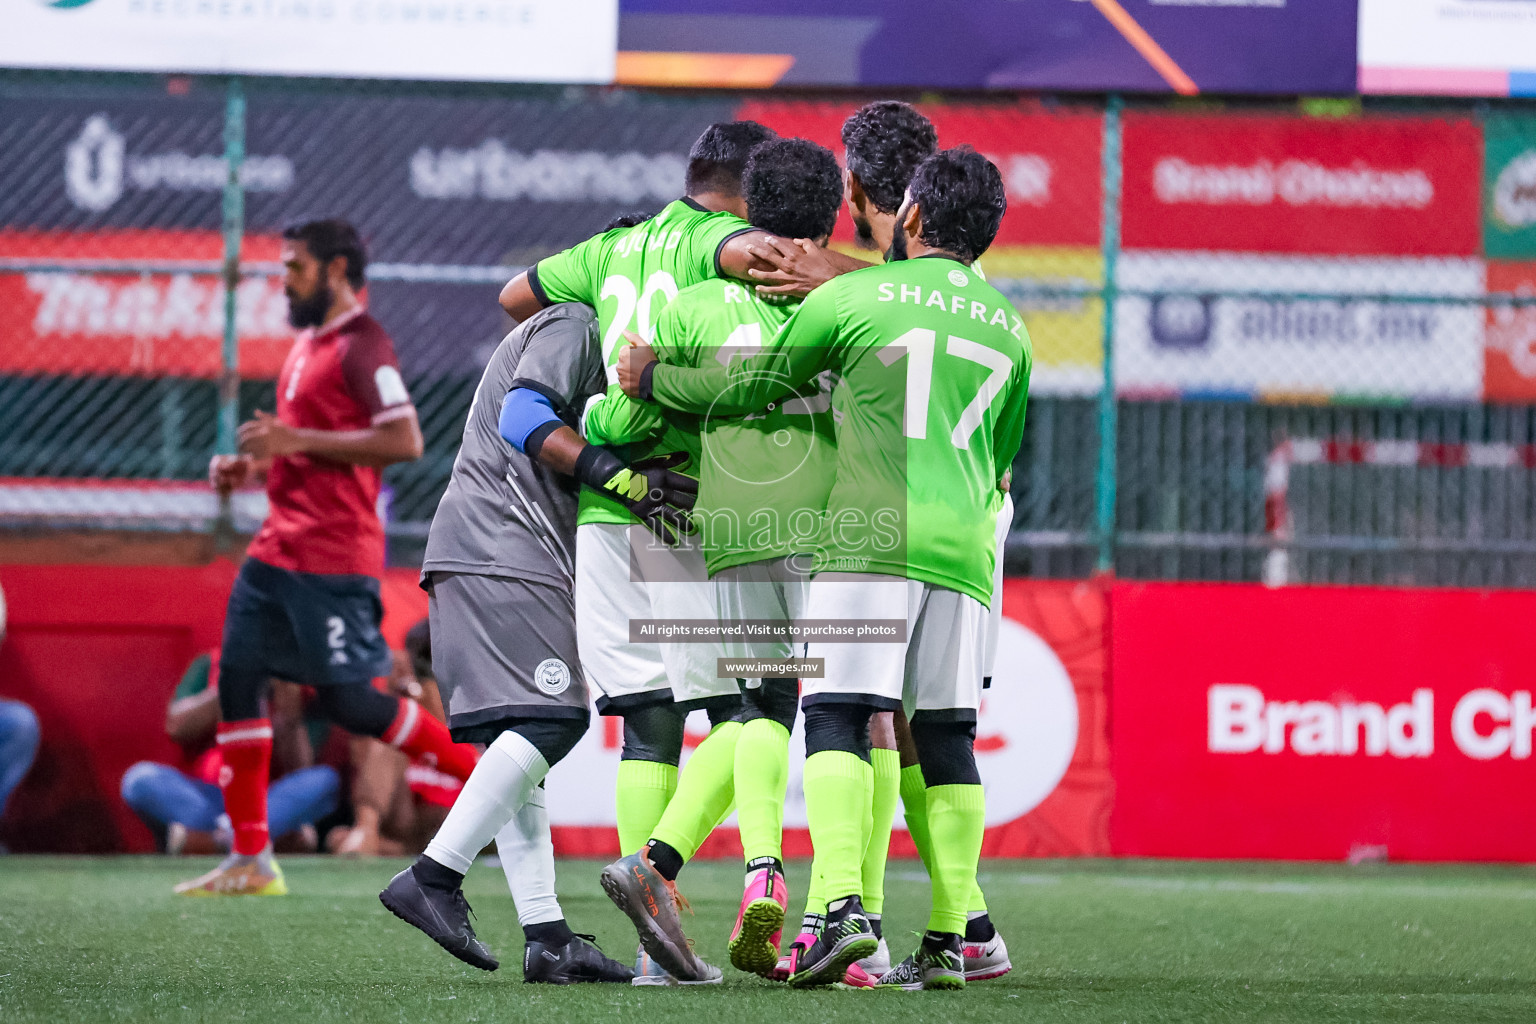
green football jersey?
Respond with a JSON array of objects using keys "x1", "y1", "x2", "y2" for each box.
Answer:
[
  {"x1": 590, "y1": 279, "x2": 836, "y2": 576},
  {"x1": 531, "y1": 198, "x2": 752, "y2": 525},
  {"x1": 649, "y1": 255, "x2": 1031, "y2": 605}
]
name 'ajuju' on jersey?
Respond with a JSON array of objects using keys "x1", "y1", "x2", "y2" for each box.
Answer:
[
  {"x1": 648, "y1": 255, "x2": 1032, "y2": 606},
  {"x1": 528, "y1": 198, "x2": 753, "y2": 525}
]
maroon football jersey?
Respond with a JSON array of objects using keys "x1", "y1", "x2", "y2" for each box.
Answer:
[{"x1": 246, "y1": 308, "x2": 415, "y2": 577}]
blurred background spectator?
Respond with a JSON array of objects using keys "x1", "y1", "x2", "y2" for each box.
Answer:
[
  {"x1": 0, "y1": 580, "x2": 41, "y2": 852},
  {"x1": 326, "y1": 619, "x2": 459, "y2": 857},
  {"x1": 120, "y1": 650, "x2": 339, "y2": 855}
]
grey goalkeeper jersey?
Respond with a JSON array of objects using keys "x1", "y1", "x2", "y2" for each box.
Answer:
[{"x1": 422, "y1": 303, "x2": 605, "y2": 590}]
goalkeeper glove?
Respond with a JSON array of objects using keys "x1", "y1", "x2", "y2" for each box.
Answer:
[{"x1": 574, "y1": 447, "x2": 697, "y2": 546}]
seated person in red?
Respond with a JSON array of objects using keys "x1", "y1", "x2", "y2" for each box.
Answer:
[
  {"x1": 121, "y1": 652, "x2": 339, "y2": 854},
  {"x1": 0, "y1": 583, "x2": 42, "y2": 847}
]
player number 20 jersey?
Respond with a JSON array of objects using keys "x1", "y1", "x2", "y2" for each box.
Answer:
[{"x1": 530, "y1": 198, "x2": 752, "y2": 527}]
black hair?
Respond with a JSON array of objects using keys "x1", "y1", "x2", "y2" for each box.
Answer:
[
  {"x1": 602, "y1": 211, "x2": 655, "y2": 232},
  {"x1": 685, "y1": 120, "x2": 778, "y2": 198},
  {"x1": 282, "y1": 218, "x2": 367, "y2": 290},
  {"x1": 744, "y1": 138, "x2": 843, "y2": 240},
  {"x1": 907, "y1": 146, "x2": 1007, "y2": 263},
  {"x1": 841, "y1": 101, "x2": 938, "y2": 214},
  {"x1": 404, "y1": 617, "x2": 432, "y2": 681}
]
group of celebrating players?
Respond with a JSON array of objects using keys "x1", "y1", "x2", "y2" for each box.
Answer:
[{"x1": 179, "y1": 100, "x2": 1032, "y2": 994}]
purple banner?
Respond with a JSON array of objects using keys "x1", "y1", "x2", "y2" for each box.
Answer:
[{"x1": 619, "y1": 0, "x2": 1357, "y2": 95}]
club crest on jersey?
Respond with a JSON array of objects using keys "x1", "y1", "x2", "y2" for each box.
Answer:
[
  {"x1": 533, "y1": 658, "x2": 572, "y2": 695},
  {"x1": 948, "y1": 268, "x2": 969, "y2": 288}
]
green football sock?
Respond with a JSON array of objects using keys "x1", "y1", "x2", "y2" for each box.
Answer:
[
  {"x1": 860, "y1": 747, "x2": 901, "y2": 916},
  {"x1": 649, "y1": 721, "x2": 741, "y2": 861},
  {"x1": 925, "y1": 783, "x2": 986, "y2": 935},
  {"x1": 802, "y1": 750, "x2": 873, "y2": 905},
  {"x1": 615, "y1": 759, "x2": 676, "y2": 853},
  {"x1": 734, "y1": 718, "x2": 792, "y2": 864},
  {"x1": 900, "y1": 762, "x2": 986, "y2": 910},
  {"x1": 900, "y1": 763, "x2": 934, "y2": 871}
]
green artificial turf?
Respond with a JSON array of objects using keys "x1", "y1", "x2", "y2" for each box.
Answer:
[{"x1": 2, "y1": 856, "x2": 1535, "y2": 1023}]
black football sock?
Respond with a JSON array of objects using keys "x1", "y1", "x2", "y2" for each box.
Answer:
[
  {"x1": 523, "y1": 919, "x2": 576, "y2": 946},
  {"x1": 646, "y1": 839, "x2": 685, "y2": 882},
  {"x1": 965, "y1": 912, "x2": 996, "y2": 943},
  {"x1": 411, "y1": 855, "x2": 465, "y2": 892},
  {"x1": 922, "y1": 929, "x2": 961, "y2": 953},
  {"x1": 867, "y1": 913, "x2": 883, "y2": 940},
  {"x1": 746, "y1": 855, "x2": 784, "y2": 879}
]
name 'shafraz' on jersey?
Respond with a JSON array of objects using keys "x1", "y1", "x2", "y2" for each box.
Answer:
[{"x1": 874, "y1": 281, "x2": 1025, "y2": 339}]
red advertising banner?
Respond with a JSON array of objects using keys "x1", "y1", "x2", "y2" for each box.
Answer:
[
  {"x1": 734, "y1": 100, "x2": 1104, "y2": 249},
  {"x1": 0, "y1": 230, "x2": 289, "y2": 378},
  {"x1": 516, "y1": 576, "x2": 1113, "y2": 860},
  {"x1": 0, "y1": 561, "x2": 438, "y2": 853},
  {"x1": 0, "y1": 565, "x2": 1111, "y2": 857},
  {"x1": 1121, "y1": 114, "x2": 1483, "y2": 256},
  {"x1": 1111, "y1": 581, "x2": 1536, "y2": 861},
  {"x1": 1485, "y1": 261, "x2": 1536, "y2": 403},
  {"x1": 975, "y1": 578, "x2": 1111, "y2": 858}
]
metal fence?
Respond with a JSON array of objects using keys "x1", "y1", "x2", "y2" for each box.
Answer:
[{"x1": 4, "y1": 70, "x2": 1536, "y2": 586}]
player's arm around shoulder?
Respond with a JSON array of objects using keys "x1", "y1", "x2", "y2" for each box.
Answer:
[
  {"x1": 498, "y1": 271, "x2": 543, "y2": 323},
  {"x1": 750, "y1": 272, "x2": 845, "y2": 380},
  {"x1": 630, "y1": 282, "x2": 836, "y2": 414},
  {"x1": 719, "y1": 232, "x2": 875, "y2": 300},
  {"x1": 615, "y1": 287, "x2": 727, "y2": 412}
]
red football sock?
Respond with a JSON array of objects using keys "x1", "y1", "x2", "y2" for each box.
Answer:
[
  {"x1": 217, "y1": 719, "x2": 273, "y2": 856},
  {"x1": 383, "y1": 698, "x2": 478, "y2": 782}
]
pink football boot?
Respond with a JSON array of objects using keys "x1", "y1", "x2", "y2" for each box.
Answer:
[{"x1": 728, "y1": 865, "x2": 789, "y2": 977}]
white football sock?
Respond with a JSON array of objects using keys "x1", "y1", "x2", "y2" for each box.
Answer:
[
  {"x1": 496, "y1": 786, "x2": 563, "y2": 926},
  {"x1": 424, "y1": 731, "x2": 547, "y2": 875}
]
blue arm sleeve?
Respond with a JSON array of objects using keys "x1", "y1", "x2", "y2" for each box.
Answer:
[{"x1": 498, "y1": 388, "x2": 562, "y2": 453}]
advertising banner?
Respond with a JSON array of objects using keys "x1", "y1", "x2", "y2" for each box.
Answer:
[
  {"x1": 735, "y1": 100, "x2": 1106, "y2": 397},
  {"x1": 1114, "y1": 252, "x2": 1486, "y2": 402},
  {"x1": 0, "y1": 565, "x2": 1111, "y2": 856},
  {"x1": 0, "y1": 94, "x2": 736, "y2": 265},
  {"x1": 1485, "y1": 261, "x2": 1536, "y2": 403},
  {"x1": 734, "y1": 100, "x2": 1103, "y2": 250},
  {"x1": 1121, "y1": 114, "x2": 1484, "y2": 257},
  {"x1": 3, "y1": 0, "x2": 617, "y2": 84},
  {"x1": 544, "y1": 578, "x2": 1111, "y2": 858},
  {"x1": 620, "y1": 0, "x2": 1357, "y2": 95},
  {"x1": 1111, "y1": 582, "x2": 1536, "y2": 862},
  {"x1": 1360, "y1": 0, "x2": 1536, "y2": 97},
  {"x1": 0, "y1": 91, "x2": 738, "y2": 377},
  {"x1": 0, "y1": 230, "x2": 289, "y2": 378},
  {"x1": 378, "y1": 578, "x2": 1110, "y2": 858},
  {"x1": 1484, "y1": 114, "x2": 1536, "y2": 259}
]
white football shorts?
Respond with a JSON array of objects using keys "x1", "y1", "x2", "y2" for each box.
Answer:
[{"x1": 574, "y1": 522, "x2": 737, "y2": 710}]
